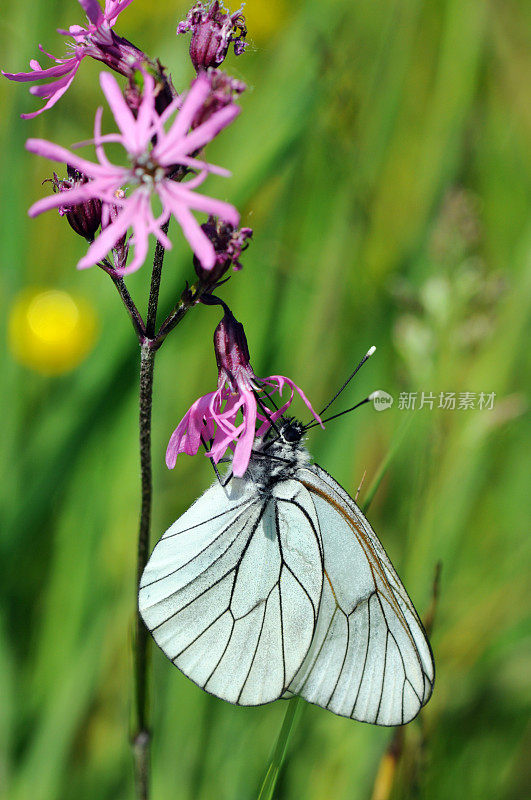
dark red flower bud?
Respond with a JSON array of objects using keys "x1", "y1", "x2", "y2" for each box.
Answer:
[
  {"x1": 191, "y1": 68, "x2": 245, "y2": 129},
  {"x1": 177, "y1": 2, "x2": 248, "y2": 72},
  {"x1": 48, "y1": 167, "x2": 102, "y2": 241},
  {"x1": 213, "y1": 305, "x2": 252, "y2": 388},
  {"x1": 194, "y1": 217, "x2": 253, "y2": 284},
  {"x1": 124, "y1": 62, "x2": 178, "y2": 117},
  {"x1": 89, "y1": 32, "x2": 148, "y2": 80}
]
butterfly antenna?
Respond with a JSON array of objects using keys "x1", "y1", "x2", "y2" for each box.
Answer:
[
  {"x1": 304, "y1": 391, "x2": 382, "y2": 430},
  {"x1": 316, "y1": 346, "x2": 376, "y2": 419}
]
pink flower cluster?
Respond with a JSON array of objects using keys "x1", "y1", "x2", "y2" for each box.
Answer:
[
  {"x1": 6, "y1": 1, "x2": 323, "y2": 474},
  {"x1": 26, "y1": 70, "x2": 241, "y2": 274},
  {"x1": 3, "y1": 1, "x2": 140, "y2": 118}
]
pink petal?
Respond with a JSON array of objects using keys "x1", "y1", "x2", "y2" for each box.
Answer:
[
  {"x1": 104, "y1": 0, "x2": 135, "y2": 25},
  {"x1": 60, "y1": 25, "x2": 88, "y2": 37},
  {"x1": 180, "y1": 104, "x2": 241, "y2": 157},
  {"x1": 116, "y1": 196, "x2": 151, "y2": 274},
  {"x1": 231, "y1": 392, "x2": 258, "y2": 477},
  {"x1": 165, "y1": 182, "x2": 240, "y2": 227},
  {"x1": 78, "y1": 0, "x2": 104, "y2": 25},
  {"x1": 2, "y1": 58, "x2": 77, "y2": 82},
  {"x1": 28, "y1": 181, "x2": 108, "y2": 217},
  {"x1": 158, "y1": 184, "x2": 216, "y2": 269},
  {"x1": 266, "y1": 376, "x2": 324, "y2": 428},
  {"x1": 174, "y1": 205, "x2": 216, "y2": 269},
  {"x1": 157, "y1": 95, "x2": 182, "y2": 127},
  {"x1": 99, "y1": 72, "x2": 141, "y2": 155},
  {"x1": 187, "y1": 391, "x2": 221, "y2": 453},
  {"x1": 174, "y1": 156, "x2": 232, "y2": 179},
  {"x1": 209, "y1": 427, "x2": 239, "y2": 463},
  {"x1": 158, "y1": 73, "x2": 211, "y2": 157},
  {"x1": 92, "y1": 105, "x2": 114, "y2": 167},
  {"x1": 118, "y1": 237, "x2": 148, "y2": 275},
  {"x1": 135, "y1": 74, "x2": 157, "y2": 148},
  {"x1": 73, "y1": 133, "x2": 123, "y2": 149},
  {"x1": 20, "y1": 75, "x2": 77, "y2": 119},
  {"x1": 166, "y1": 391, "x2": 218, "y2": 467},
  {"x1": 25, "y1": 137, "x2": 122, "y2": 179},
  {"x1": 151, "y1": 216, "x2": 172, "y2": 249},
  {"x1": 28, "y1": 71, "x2": 76, "y2": 97},
  {"x1": 77, "y1": 195, "x2": 141, "y2": 267},
  {"x1": 166, "y1": 410, "x2": 194, "y2": 467}
]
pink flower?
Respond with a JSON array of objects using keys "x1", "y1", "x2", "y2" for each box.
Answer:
[
  {"x1": 3, "y1": 0, "x2": 140, "y2": 118},
  {"x1": 166, "y1": 304, "x2": 323, "y2": 477},
  {"x1": 25, "y1": 70, "x2": 241, "y2": 274}
]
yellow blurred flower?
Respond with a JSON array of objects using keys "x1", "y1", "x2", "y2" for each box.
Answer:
[{"x1": 8, "y1": 289, "x2": 98, "y2": 376}]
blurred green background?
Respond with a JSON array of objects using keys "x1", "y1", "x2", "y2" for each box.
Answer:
[{"x1": 1, "y1": 0, "x2": 530, "y2": 798}]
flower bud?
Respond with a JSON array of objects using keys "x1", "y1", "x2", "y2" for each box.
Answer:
[
  {"x1": 88, "y1": 31, "x2": 149, "y2": 82},
  {"x1": 194, "y1": 217, "x2": 253, "y2": 284},
  {"x1": 213, "y1": 305, "x2": 252, "y2": 389},
  {"x1": 124, "y1": 62, "x2": 178, "y2": 117},
  {"x1": 177, "y1": 2, "x2": 248, "y2": 72},
  {"x1": 49, "y1": 167, "x2": 102, "y2": 241},
  {"x1": 191, "y1": 68, "x2": 245, "y2": 129}
]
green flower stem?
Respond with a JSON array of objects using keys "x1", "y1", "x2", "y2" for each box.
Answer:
[
  {"x1": 130, "y1": 220, "x2": 216, "y2": 799},
  {"x1": 99, "y1": 259, "x2": 146, "y2": 341},
  {"x1": 146, "y1": 221, "x2": 170, "y2": 338},
  {"x1": 132, "y1": 222, "x2": 170, "y2": 800},
  {"x1": 133, "y1": 341, "x2": 156, "y2": 800}
]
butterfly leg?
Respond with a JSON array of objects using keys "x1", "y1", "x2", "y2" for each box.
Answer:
[{"x1": 200, "y1": 434, "x2": 234, "y2": 487}]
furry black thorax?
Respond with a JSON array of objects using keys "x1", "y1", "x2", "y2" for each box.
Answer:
[{"x1": 243, "y1": 418, "x2": 311, "y2": 493}]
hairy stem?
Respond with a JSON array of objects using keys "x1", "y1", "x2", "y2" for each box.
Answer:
[
  {"x1": 99, "y1": 260, "x2": 146, "y2": 341},
  {"x1": 133, "y1": 342, "x2": 156, "y2": 800},
  {"x1": 132, "y1": 225, "x2": 169, "y2": 800},
  {"x1": 146, "y1": 221, "x2": 170, "y2": 337},
  {"x1": 112, "y1": 275, "x2": 146, "y2": 340},
  {"x1": 154, "y1": 281, "x2": 209, "y2": 345},
  {"x1": 130, "y1": 220, "x2": 211, "y2": 798}
]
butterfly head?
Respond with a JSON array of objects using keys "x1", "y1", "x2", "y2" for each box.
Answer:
[
  {"x1": 243, "y1": 417, "x2": 310, "y2": 491},
  {"x1": 278, "y1": 416, "x2": 305, "y2": 445}
]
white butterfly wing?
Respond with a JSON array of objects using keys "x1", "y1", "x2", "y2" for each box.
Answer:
[
  {"x1": 139, "y1": 478, "x2": 323, "y2": 705},
  {"x1": 286, "y1": 464, "x2": 435, "y2": 726}
]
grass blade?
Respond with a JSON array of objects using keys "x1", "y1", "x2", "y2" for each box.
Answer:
[{"x1": 257, "y1": 698, "x2": 302, "y2": 800}]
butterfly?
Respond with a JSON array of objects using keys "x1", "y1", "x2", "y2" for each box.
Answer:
[{"x1": 138, "y1": 413, "x2": 434, "y2": 726}]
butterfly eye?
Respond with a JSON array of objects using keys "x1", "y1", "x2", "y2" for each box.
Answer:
[
  {"x1": 283, "y1": 427, "x2": 300, "y2": 443},
  {"x1": 281, "y1": 422, "x2": 302, "y2": 443}
]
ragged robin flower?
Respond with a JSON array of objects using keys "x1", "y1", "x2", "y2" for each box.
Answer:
[
  {"x1": 166, "y1": 303, "x2": 323, "y2": 477},
  {"x1": 3, "y1": 1, "x2": 146, "y2": 119},
  {"x1": 25, "y1": 70, "x2": 241, "y2": 274}
]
